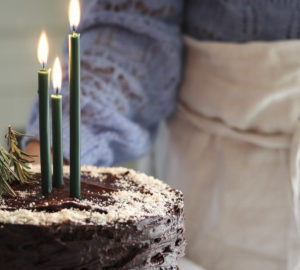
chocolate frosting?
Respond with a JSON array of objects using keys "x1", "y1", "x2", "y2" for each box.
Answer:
[{"x1": 0, "y1": 167, "x2": 185, "y2": 269}]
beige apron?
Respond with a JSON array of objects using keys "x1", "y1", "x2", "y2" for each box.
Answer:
[{"x1": 139, "y1": 37, "x2": 300, "y2": 270}]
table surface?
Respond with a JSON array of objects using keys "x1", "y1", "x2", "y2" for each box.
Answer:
[{"x1": 178, "y1": 258, "x2": 205, "y2": 270}]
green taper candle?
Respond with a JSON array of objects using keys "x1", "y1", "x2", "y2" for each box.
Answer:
[
  {"x1": 52, "y1": 94, "x2": 63, "y2": 188},
  {"x1": 69, "y1": 0, "x2": 81, "y2": 198},
  {"x1": 52, "y1": 57, "x2": 64, "y2": 188},
  {"x1": 38, "y1": 32, "x2": 52, "y2": 196},
  {"x1": 69, "y1": 32, "x2": 81, "y2": 197}
]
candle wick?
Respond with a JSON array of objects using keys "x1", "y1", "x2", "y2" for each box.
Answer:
[
  {"x1": 42, "y1": 62, "x2": 45, "y2": 69},
  {"x1": 72, "y1": 25, "x2": 76, "y2": 33},
  {"x1": 56, "y1": 88, "x2": 59, "y2": 95}
]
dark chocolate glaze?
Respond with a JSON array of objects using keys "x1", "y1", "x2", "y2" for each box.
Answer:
[{"x1": 0, "y1": 170, "x2": 185, "y2": 270}]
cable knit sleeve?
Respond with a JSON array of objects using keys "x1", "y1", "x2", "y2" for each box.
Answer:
[{"x1": 23, "y1": 0, "x2": 184, "y2": 166}]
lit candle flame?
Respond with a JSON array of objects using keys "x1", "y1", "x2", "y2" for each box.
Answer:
[
  {"x1": 52, "y1": 57, "x2": 62, "y2": 94},
  {"x1": 69, "y1": 0, "x2": 81, "y2": 31},
  {"x1": 38, "y1": 31, "x2": 49, "y2": 68}
]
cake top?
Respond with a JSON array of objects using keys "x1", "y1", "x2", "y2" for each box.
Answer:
[{"x1": 0, "y1": 166, "x2": 183, "y2": 226}]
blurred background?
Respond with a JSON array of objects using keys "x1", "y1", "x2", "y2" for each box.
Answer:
[{"x1": 0, "y1": 0, "x2": 68, "y2": 147}]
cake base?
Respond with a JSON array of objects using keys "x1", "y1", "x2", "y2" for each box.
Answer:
[{"x1": 0, "y1": 166, "x2": 185, "y2": 269}]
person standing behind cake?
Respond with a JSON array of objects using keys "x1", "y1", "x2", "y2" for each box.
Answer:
[{"x1": 24, "y1": 1, "x2": 300, "y2": 269}]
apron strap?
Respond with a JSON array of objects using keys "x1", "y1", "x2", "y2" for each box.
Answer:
[
  {"x1": 179, "y1": 99, "x2": 290, "y2": 150},
  {"x1": 291, "y1": 123, "x2": 300, "y2": 233}
]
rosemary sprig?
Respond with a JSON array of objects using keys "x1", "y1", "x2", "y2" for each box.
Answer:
[
  {"x1": 0, "y1": 146, "x2": 18, "y2": 197},
  {"x1": 5, "y1": 126, "x2": 37, "y2": 184},
  {"x1": 0, "y1": 126, "x2": 37, "y2": 198}
]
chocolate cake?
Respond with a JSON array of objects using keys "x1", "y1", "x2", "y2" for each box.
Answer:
[{"x1": 0, "y1": 166, "x2": 185, "y2": 270}]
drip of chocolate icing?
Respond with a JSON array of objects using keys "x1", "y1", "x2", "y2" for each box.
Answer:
[{"x1": 2, "y1": 173, "x2": 119, "y2": 212}]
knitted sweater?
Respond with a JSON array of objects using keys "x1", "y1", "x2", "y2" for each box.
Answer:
[{"x1": 24, "y1": 0, "x2": 300, "y2": 166}]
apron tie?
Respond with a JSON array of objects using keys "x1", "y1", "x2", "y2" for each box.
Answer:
[
  {"x1": 179, "y1": 99, "x2": 290, "y2": 150},
  {"x1": 290, "y1": 122, "x2": 300, "y2": 234}
]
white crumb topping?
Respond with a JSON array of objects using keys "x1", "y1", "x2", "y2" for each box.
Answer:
[
  {"x1": 0, "y1": 166, "x2": 183, "y2": 226},
  {"x1": 15, "y1": 190, "x2": 37, "y2": 198}
]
